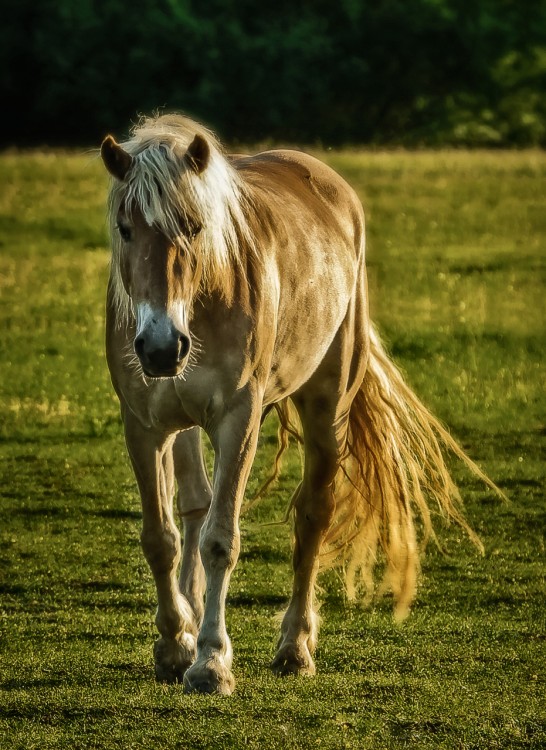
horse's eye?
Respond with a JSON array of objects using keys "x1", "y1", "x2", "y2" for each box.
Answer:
[
  {"x1": 178, "y1": 215, "x2": 202, "y2": 240},
  {"x1": 116, "y1": 222, "x2": 132, "y2": 242}
]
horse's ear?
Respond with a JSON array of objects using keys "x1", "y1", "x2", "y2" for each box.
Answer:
[
  {"x1": 101, "y1": 135, "x2": 133, "y2": 181},
  {"x1": 185, "y1": 134, "x2": 210, "y2": 175}
]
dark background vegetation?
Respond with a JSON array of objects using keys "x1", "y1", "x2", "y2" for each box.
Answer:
[{"x1": 2, "y1": 0, "x2": 546, "y2": 147}]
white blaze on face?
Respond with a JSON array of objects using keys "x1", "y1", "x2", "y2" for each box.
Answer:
[
  {"x1": 136, "y1": 302, "x2": 168, "y2": 343},
  {"x1": 135, "y1": 301, "x2": 190, "y2": 348},
  {"x1": 168, "y1": 301, "x2": 190, "y2": 337}
]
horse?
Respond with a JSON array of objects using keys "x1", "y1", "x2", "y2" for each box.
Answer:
[{"x1": 100, "y1": 113, "x2": 498, "y2": 695}]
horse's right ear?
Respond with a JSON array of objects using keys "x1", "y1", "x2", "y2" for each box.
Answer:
[
  {"x1": 101, "y1": 135, "x2": 133, "y2": 181},
  {"x1": 185, "y1": 134, "x2": 210, "y2": 175}
]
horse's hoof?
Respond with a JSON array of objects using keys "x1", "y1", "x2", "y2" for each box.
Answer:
[
  {"x1": 183, "y1": 657, "x2": 235, "y2": 695},
  {"x1": 154, "y1": 633, "x2": 196, "y2": 683},
  {"x1": 271, "y1": 645, "x2": 316, "y2": 677}
]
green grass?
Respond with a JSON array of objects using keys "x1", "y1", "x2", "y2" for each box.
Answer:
[{"x1": 0, "y1": 148, "x2": 544, "y2": 749}]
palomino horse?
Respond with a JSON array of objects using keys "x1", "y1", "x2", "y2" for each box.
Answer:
[{"x1": 101, "y1": 114, "x2": 496, "y2": 694}]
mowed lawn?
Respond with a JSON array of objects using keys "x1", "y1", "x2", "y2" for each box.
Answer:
[{"x1": 0, "y1": 148, "x2": 544, "y2": 749}]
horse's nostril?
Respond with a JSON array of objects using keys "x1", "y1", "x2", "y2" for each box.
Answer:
[
  {"x1": 134, "y1": 336, "x2": 145, "y2": 358},
  {"x1": 178, "y1": 334, "x2": 191, "y2": 359}
]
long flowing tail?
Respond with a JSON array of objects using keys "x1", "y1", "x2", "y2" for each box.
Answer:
[{"x1": 320, "y1": 326, "x2": 503, "y2": 620}]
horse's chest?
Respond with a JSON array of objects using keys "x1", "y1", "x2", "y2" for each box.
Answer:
[{"x1": 116, "y1": 375, "x2": 192, "y2": 430}]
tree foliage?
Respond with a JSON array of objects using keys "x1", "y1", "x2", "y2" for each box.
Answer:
[{"x1": 2, "y1": 0, "x2": 545, "y2": 145}]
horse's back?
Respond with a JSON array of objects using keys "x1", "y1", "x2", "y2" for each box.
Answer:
[{"x1": 233, "y1": 149, "x2": 365, "y2": 246}]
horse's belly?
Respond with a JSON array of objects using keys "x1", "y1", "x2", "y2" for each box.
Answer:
[{"x1": 264, "y1": 349, "x2": 328, "y2": 404}]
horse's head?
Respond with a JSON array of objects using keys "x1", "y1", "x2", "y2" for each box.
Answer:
[{"x1": 101, "y1": 132, "x2": 210, "y2": 378}]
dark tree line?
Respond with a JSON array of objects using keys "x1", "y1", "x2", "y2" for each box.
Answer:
[{"x1": 2, "y1": 0, "x2": 545, "y2": 146}]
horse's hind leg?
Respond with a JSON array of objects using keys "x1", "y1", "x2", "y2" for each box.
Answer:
[
  {"x1": 271, "y1": 394, "x2": 347, "y2": 677},
  {"x1": 173, "y1": 428, "x2": 211, "y2": 626},
  {"x1": 123, "y1": 410, "x2": 197, "y2": 683}
]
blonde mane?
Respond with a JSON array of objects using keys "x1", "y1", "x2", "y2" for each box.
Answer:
[{"x1": 106, "y1": 114, "x2": 254, "y2": 321}]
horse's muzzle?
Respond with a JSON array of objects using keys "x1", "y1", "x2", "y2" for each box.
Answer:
[{"x1": 134, "y1": 331, "x2": 190, "y2": 378}]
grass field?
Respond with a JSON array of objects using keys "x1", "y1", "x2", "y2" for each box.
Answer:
[{"x1": 0, "y1": 148, "x2": 544, "y2": 749}]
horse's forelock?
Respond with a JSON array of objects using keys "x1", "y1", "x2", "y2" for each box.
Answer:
[
  {"x1": 126, "y1": 146, "x2": 185, "y2": 234},
  {"x1": 107, "y1": 115, "x2": 256, "y2": 324}
]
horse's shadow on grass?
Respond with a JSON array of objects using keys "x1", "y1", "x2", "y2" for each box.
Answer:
[
  {"x1": 1, "y1": 661, "x2": 150, "y2": 695},
  {"x1": 228, "y1": 592, "x2": 287, "y2": 607}
]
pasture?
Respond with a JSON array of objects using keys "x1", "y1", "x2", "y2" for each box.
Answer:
[{"x1": 0, "y1": 148, "x2": 544, "y2": 749}]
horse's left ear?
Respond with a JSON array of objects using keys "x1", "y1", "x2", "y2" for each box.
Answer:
[
  {"x1": 185, "y1": 134, "x2": 210, "y2": 175},
  {"x1": 101, "y1": 135, "x2": 133, "y2": 181}
]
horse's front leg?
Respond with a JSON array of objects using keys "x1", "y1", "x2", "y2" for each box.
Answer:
[
  {"x1": 173, "y1": 428, "x2": 212, "y2": 626},
  {"x1": 123, "y1": 410, "x2": 197, "y2": 683},
  {"x1": 183, "y1": 393, "x2": 261, "y2": 695}
]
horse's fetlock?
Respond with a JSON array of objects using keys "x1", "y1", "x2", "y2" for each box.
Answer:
[{"x1": 197, "y1": 632, "x2": 225, "y2": 653}]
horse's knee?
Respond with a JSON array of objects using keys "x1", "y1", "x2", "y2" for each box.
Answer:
[
  {"x1": 199, "y1": 527, "x2": 240, "y2": 573},
  {"x1": 141, "y1": 525, "x2": 181, "y2": 574}
]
